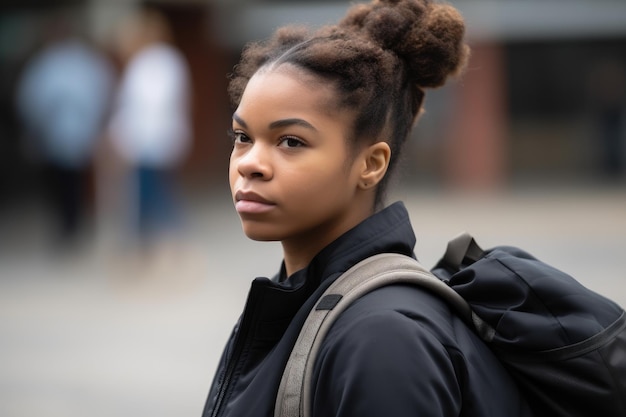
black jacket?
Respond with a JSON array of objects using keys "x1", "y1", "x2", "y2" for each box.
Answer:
[{"x1": 202, "y1": 202, "x2": 533, "y2": 417}]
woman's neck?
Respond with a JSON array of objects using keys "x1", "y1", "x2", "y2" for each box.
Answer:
[{"x1": 280, "y1": 205, "x2": 375, "y2": 277}]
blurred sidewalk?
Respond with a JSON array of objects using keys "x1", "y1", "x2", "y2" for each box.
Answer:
[{"x1": 1, "y1": 185, "x2": 625, "y2": 417}]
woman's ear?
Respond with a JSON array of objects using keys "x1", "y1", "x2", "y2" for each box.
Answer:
[{"x1": 358, "y1": 141, "x2": 391, "y2": 190}]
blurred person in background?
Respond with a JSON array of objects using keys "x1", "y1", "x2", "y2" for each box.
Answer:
[
  {"x1": 107, "y1": 8, "x2": 192, "y2": 254},
  {"x1": 15, "y1": 17, "x2": 115, "y2": 246}
]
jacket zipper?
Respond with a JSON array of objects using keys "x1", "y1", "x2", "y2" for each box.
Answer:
[{"x1": 211, "y1": 288, "x2": 260, "y2": 417}]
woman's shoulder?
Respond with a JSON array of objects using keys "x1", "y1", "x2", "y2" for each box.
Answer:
[
  {"x1": 318, "y1": 283, "x2": 464, "y2": 365},
  {"x1": 309, "y1": 284, "x2": 468, "y2": 416},
  {"x1": 336, "y1": 283, "x2": 460, "y2": 337},
  {"x1": 309, "y1": 283, "x2": 530, "y2": 417}
]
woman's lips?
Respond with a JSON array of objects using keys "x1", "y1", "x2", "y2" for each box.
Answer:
[
  {"x1": 234, "y1": 191, "x2": 275, "y2": 214},
  {"x1": 235, "y1": 199, "x2": 275, "y2": 214}
]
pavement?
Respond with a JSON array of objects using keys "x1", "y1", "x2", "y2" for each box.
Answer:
[{"x1": 1, "y1": 184, "x2": 625, "y2": 417}]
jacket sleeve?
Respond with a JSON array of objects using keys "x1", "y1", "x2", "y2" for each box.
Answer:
[{"x1": 310, "y1": 309, "x2": 463, "y2": 417}]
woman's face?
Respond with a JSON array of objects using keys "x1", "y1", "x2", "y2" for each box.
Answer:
[{"x1": 229, "y1": 67, "x2": 368, "y2": 253}]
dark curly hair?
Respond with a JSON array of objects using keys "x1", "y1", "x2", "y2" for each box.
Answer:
[{"x1": 228, "y1": 0, "x2": 469, "y2": 208}]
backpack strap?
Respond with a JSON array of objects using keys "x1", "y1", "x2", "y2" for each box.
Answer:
[
  {"x1": 441, "y1": 232, "x2": 485, "y2": 271},
  {"x1": 274, "y1": 253, "x2": 486, "y2": 417}
]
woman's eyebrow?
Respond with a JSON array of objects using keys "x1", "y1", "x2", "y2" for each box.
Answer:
[
  {"x1": 268, "y1": 118, "x2": 318, "y2": 132},
  {"x1": 233, "y1": 113, "x2": 318, "y2": 132},
  {"x1": 232, "y1": 113, "x2": 247, "y2": 128}
]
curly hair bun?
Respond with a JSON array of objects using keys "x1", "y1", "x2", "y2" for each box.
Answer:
[{"x1": 339, "y1": 0, "x2": 469, "y2": 88}]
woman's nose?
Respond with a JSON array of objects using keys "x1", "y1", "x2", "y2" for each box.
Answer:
[{"x1": 235, "y1": 143, "x2": 273, "y2": 179}]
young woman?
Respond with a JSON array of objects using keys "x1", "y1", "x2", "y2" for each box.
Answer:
[{"x1": 203, "y1": 0, "x2": 532, "y2": 416}]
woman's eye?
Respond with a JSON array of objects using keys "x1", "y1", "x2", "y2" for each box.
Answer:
[
  {"x1": 230, "y1": 130, "x2": 251, "y2": 144},
  {"x1": 279, "y1": 136, "x2": 305, "y2": 148}
]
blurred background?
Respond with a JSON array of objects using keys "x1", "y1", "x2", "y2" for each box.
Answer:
[{"x1": 1, "y1": 0, "x2": 625, "y2": 416}]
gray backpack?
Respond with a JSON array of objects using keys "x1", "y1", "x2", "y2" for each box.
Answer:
[{"x1": 275, "y1": 233, "x2": 626, "y2": 417}]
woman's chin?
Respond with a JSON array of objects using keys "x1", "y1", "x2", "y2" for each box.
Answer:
[{"x1": 240, "y1": 224, "x2": 281, "y2": 242}]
